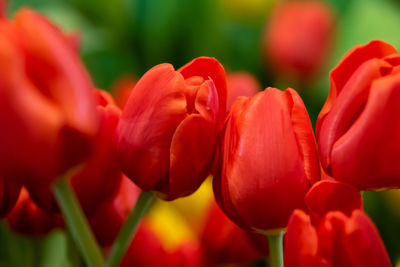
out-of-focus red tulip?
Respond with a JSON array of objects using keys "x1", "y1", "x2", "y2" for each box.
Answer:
[
  {"x1": 89, "y1": 175, "x2": 140, "y2": 246},
  {"x1": 264, "y1": 0, "x2": 335, "y2": 80},
  {"x1": 7, "y1": 187, "x2": 63, "y2": 236},
  {"x1": 0, "y1": 9, "x2": 98, "y2": 185},
  {"x1": 116, "y1": 57, "x2": 227, "y2": 200},
  {"x1": 28, "y1": 89, "x2": 122, "y2": 215},
  {"x1": 0, "y1": 179, "x2": 21, "y2": 218},
  {"x1": 213, "y1": 87, "x2": 319, "y2": 231},
  {"x1": 111, "y1": 75, "x2": 137, "y2": 109},
  {"x1": 201, "y1": 199, "x2": 268, "y2": 265},
  {"x1": 70, "y1": 90, "x2": 122, "y2": 214},
  {"x1": 317, "y1": 40, "x2": 400, "y2": 190},
  {"x1": 284, "y1": 180, "x2": 391, "y2": 267},
  {"x1": 120, "y1": 221, "x2": 167, "y2": 267},
  {"x1": 226, "y1": 72, "x2": 260, "y2": 109}
]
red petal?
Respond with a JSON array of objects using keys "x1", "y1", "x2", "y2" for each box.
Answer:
[
  {"x1": 15, "y1": 9, "x2": 98, "y2": 136},
  {"x1": 342, "y1": 210, "x2": 391, "y2": 267},
  {"x1": 178, "y1": 57, "x2": 227, "y2": 126},
  {"x1": 317, "y1": 40, "x2": 397, "y2": 134},
  {"x1": 305, "y1": 180, "x2": 361, "y2": 224},
  {"x1": 284, "y1": 210, "x2": 319, "y2": 267},
  {"x1": 331, "y1": 71, "x2": 400, "y2": 189},
  {"x1": 286, "y1": 88, "x2": 320, "y2": 184},
  {"x1": 318, "y1": 58, "x2": 389, "y2": 175},
  {"x1": 167, "y1": 114, "x2": 217, "y2": 200},
  {"x1": 116, "y1": 64, "x2": 187, "y2": 191}
]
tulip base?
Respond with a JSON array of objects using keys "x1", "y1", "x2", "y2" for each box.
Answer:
[
  {"x1": 107, "y1": 190, "x2": 155, "y2": 267},
  {"x1": 52, "y1": 176, "x2": 105, "y2": 267},
  {"x1": 266, "y1": 231, "x2": 284, "y2": 267}
]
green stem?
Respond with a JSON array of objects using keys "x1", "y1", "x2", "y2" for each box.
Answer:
[
  {"x1": 52, "y1": 177, "x2": 105, "y2": 267},
  {"x1": 107, "y1": 191, "x2": 155, "y2": 267},
  {"x1": 267, "y1": 231, "x2": 284, "y2": 267}
]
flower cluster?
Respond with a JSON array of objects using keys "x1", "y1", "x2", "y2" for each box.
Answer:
[{"x1": 0, "y1": 2, "x2": 397, "y2": 267}]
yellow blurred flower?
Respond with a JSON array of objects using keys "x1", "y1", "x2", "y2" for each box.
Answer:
[{"x1": 145, "y1": 178, "x2": 214, "y2": 252}]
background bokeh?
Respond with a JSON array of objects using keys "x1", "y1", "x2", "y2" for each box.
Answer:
[{"x1": 2, "y1": 0, "x2": 400, "y2": 266}]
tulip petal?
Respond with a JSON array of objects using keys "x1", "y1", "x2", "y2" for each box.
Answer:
[
  {"x1": 284, "y1": 210, "x2": 319, "y2": 267},
  {"x1": 167, "y1": 114, "x2": 217, "y2": 200},
  {"x1": 318, "y1": 58, "x2": 389, "y2": 174},
  {"x1": 178, "y1": 57, "x2": 227, "y2": 125},
  {"x1": 331, "y1": 72, "x2": 400, "y2": 189},
  {"x1": 305, "y1": 180, "x2": 362, "y2": 224},
  {"x1": 317, "y1": 40, "x2": 397, "y2": 134},
  {"x1": 343, "y1": 210, "x2": 391, "y2": 267},
  {"x1": 286, "y1": 88, "x2": 320, "y2": 184},
  {"x1": 116, "y1": 64, "x2": 187, "y2": 191},
  {"x1": 0, "y1": 24, "x2": 65, "y2": 182},
  {"x1": 15, "y1": 9, "x2": 98, "y2": 135},
  {"x1": 71, "y1": 103, "x2": 122, "y2": 214}
]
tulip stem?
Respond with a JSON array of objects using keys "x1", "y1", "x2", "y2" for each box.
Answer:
[
  {"x1": 52, "y1": 176, "x2": 105, "y2": 267},
  {"x1": 267, "y1": 231, "x2": 284, "y2": 267},
  {"x1": 107, "y1": 190, "x2": 155, "y2": 267}
]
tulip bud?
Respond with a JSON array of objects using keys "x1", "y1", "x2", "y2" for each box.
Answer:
[
  {"x1": 213, "y1": 87, "x2": 319, "y2": 231},
  {"x1": 116, "y1": 57, "x2": 227, "y2": 200},
  {"x1": 284, "y1": 180, "x2": 391, "y2": 267},
  {"x1": 264, "y1": 1, "x2": 335, "y2": 80},
  {"x1": 317, "y1": 40, "x2": 400, "y2": 190},
  {"x1": 0, "y1": 9, "x2": 98, "y2": 185},
  {"x1": 28, "y1": 89, "x2": 123, "y2": 215}
]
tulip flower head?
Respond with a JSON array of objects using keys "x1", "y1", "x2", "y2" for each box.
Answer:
[
  {"x1": 0, "y1": 9, "x2": 98, "y2": 185},
  {"x1": 264, "y1": 0, "x2": 335, "y2": 80},
  {"x1": 214, "y1": 87, "x2": 319, "y2": 231},
  {"x1": 116, "y1": 57, "x2": 227, "y2": 200},
  {"x1": 284, "y1": 180, "x2": 391, "y2": 267},
  {"x1": 317, "y1": 40, "x2": 400, "y2": 190},
  {"x1": 27, "y1": 89, "x2": 123, "y2": 215}
]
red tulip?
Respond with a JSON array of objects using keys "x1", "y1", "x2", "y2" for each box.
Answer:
[
  {"x1": 7, "y1": 187, "x2": 64, "y2": 236},
  {"x1": 284, "y1": 180, "x2": 391, "y2": 267},
  {"x1": 0, "y1": 9, "x2": 98, "y2": 185},
  {"x1": 226, "y1": 72, "x2": 260, "y2": 109},
  {"x1": 317, "y1": 40, "x2": 400, "y2": 190},
  {"x1": 116, "y1": 57, "x2": 227, "y2": 200},
  {"x1": 264, "y1": 0, "x2": 335, "y2": 79},
  {"x1": 213, "y1": 87, "x2": 319, "y2": 231},
  {"x1": 201, "y1": 199, "x2": 268, "y2": 265},
  {"x1": 28, "y1": 89, "x2": 122, "y2": 215},
  {"x1": 0, "y1": 179, "x2": 21, "y2": 218}
]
